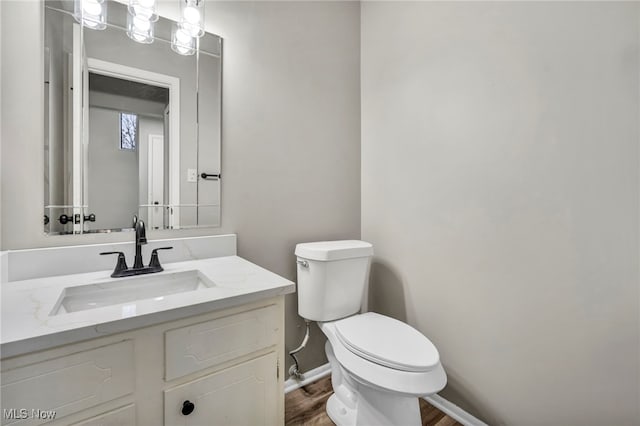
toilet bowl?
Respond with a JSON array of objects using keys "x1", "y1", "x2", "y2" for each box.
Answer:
[
  {"x1": 295, "y1": 241, "x2": 447, "y2": 426},
  {"x1": 320, "y1": 314, "x2": 447, "y2": 425}
]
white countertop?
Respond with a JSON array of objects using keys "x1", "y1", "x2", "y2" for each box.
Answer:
[{"x1": 1, "y1": 255, "x2": 295, "y2": 358}]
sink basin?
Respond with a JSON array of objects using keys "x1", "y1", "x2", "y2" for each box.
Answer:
[{"x1": 50, "y1": 270, "x2": 215, "y2": 315}]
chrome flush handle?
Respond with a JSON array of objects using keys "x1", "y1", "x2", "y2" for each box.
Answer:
[{"x1": 296, "y1": 259, "x2": 309, "y2": 268}]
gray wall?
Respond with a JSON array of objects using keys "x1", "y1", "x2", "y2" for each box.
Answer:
[
  {"x1": 197, "y1": 52, "x2": 221, "y2": 227},
  {"x1": 361, "y1": 2, "x2": 639, "y2": 425},
  {"x1": 0, "y1": 0, "x2": 361, "y2": 373},
  {"x1": 87, "y1": 107, "x2": 139, "y2": 229},
  {"x1": 203, "y1": 0, "x2": 362, "y2": 372}
]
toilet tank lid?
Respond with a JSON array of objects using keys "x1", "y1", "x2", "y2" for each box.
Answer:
[{"x1": 295, "y1": 240, "x2": 373, "y2": 261}]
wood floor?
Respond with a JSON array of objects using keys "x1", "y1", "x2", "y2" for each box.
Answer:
[{"x1": 285, "y1": 376, "x2": 462, "y2": 426}]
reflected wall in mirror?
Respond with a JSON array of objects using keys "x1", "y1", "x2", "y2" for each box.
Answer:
[{"x1": 43, "y1": 0, "x2": 222, "y2": 235}]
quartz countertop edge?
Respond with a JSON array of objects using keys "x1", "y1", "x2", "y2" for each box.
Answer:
[{"x1": 1, "y1": 255, "x2": 296, "y2": 358}]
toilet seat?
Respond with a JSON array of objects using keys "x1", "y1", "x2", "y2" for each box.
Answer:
[{"x1": 334, "y1": 312, "x2": 439, "y2": 372}]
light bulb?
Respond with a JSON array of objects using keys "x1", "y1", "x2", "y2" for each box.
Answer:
[
  {"x1": 178, "y1": 0, "x2": 204, "y2": 38},
  {"x1": 128, "y1": 0, "x2": 158, "y2": 21},
  {"x1": 133, "y1": 16, "x2": 150, "y2": 31},
  {"x1": 75, "y1": 0, "x2": 107, "y2": 30},
  {"x1": 127, "y1": 10, "x2": 154, "y2": 43},
  {"x1": 171, "y1": 23, "x2": 196, "y2": 55},
  {"x1": 175, "y1": 28, "x2": 191, "y2": 43},
  {"x1": 132, "y1": 5, "x2": 153, "y2": 19},
  {"x1": 132, "y1": 32, "x2": 147, "y2": 42},
  {"x1": 176, "y1": 45, "x2": 190, "y2": 55},
  {"x1": 84, "y1": 19, "x2": 99, "y2": 28},
  {"x1": 183, "y1": 5, "x2": 200, "y2": 24},
  {"x1": 83, "y1": 0, "x2": 102, "y2": 16},
  {"x1": 179, "y1": 21, "x2": 203, "y2": 37}
]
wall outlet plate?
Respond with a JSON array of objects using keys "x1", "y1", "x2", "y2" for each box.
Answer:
[{"x1": 187, "y1": 169, "x2": 198, "y2": 182}]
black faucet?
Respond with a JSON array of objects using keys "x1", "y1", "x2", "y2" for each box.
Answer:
[
  {"x1": 133, "y1": 217, "x2": 147, "y2": 269},
  {"x1": 100, "y1": 215, "x2": 173, "y2": 278}
]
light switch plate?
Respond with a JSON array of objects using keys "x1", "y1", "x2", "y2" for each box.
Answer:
[{"x1": 187, "y1": 169, "x2": 198, "y2": 182}]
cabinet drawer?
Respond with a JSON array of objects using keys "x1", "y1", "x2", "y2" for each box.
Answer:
[
  {"x1": 164, "y1": 352, "x2": 278, "y2": 426},
  {"x1": 1, "y1": 341, "x2": 134, "y2": 426},
  {"x1": 165, "y1": 304, "x2": 280, "y2": 380},
  {"x1": 70, "y1": 404, "x2": 135, "y2": 426}
]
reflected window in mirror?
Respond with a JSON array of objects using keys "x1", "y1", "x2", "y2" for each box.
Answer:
[{"x1": 119, "y1": 112, "x2": 138, "y2": 151}]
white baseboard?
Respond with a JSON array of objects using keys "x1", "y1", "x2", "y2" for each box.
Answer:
[
  {"x1": 424, "y1": 393, "x2": 488, "y2": 426},
  {"x1": 284, "y1": 363, "x2": 487, "y2": 426},
  {"x1": 284, "y1": 363, "x2": 332, "y2": 394}
]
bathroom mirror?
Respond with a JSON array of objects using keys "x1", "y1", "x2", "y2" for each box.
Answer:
[{"x1": 43, "y1": 0, "x2": 221, "y2": 235}]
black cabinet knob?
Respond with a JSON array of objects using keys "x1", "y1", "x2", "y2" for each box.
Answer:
[
  {"x1": 58, "y1": 214, "x2": 73, "y2": 225},
  {"x1": 181, "y1": 400, "x2": 195, "y2": 416},
  {"x1": 59, "y1": 214, "x2": 81, "y2": 225}
]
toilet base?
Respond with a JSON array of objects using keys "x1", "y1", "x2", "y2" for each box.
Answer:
[
  {"x1": 326, "y1": 394, "x2": 356, "y2": 426},
  {"x1": 325, "y1": 341, "x2": 423, "y2": 426}
]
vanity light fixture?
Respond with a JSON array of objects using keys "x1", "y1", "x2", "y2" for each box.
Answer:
[
  {"x1": 128, "y1": 0, "x2": 158, "y2": 21},
  {"x1": 127, "y1": 12, "x2": 155, "y2": 44},
  {"x1": 171, "y1": 23, "x2": 196, "y2": 56},
  {"x1": 74, "y1": 0, "x2": 107, "y2": 30},
  {"x1": 179, "y1": 0, "x2": 205, "y2": 38}
]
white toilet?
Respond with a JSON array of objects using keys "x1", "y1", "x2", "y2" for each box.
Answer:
[{"x1": 295, "y1": 240, "x2": 447, "y2": 426}]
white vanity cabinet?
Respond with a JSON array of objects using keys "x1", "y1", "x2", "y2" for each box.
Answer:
[{"x1": 0, "y1": 297, "x2": 285, "y2": 426}]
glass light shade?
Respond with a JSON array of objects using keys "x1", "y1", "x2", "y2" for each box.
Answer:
[
  {"x1": 171, "y1": 24, "x2": 196, "y2": 56},
  {"x1": 128, "y1": 0, "x2": 158, "y2": 22},
  {"x1": 179, "y1": 0, "x2": 205, "y2": 38},
  {"x1": 74, "y1": 0, "x2": 107, "y2": 30},
  {"x1": 127, "y1": 13, "x2": 154, "y2": 44}
]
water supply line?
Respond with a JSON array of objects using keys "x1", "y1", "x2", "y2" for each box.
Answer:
[{"x1": 288, "y1": 319, "x2": 312, "y2": 379}]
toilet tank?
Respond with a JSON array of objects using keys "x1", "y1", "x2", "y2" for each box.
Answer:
[{"x1": 295, "y1": 240, "x2": 374, "y2": 322}]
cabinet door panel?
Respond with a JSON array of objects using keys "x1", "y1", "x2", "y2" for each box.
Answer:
[
  {"x1": 70, "y1": 404, "x2": 136, "y2": 426},
  {"x1": 165, "y1": 304, "x2": 280, "y2": 380},
  {"x1": 164, "y1": 352, "x2": 278, "y2": 426},
  {"x1": 1, "y1": 341, "x2": 134, "y2": 426}
]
